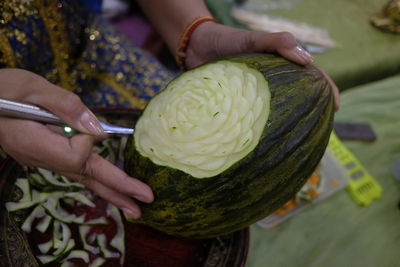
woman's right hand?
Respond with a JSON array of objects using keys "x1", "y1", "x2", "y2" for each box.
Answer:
[{"x1": 0, "y1": 68, "x2": 153, "y2": 219}]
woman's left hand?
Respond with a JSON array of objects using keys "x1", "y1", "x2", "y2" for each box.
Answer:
[
  {"x1": 185, "y1": 22, "x2": 313, "y2": 68},
  {"x1": 185, "y1": 22, "x2": 339, "y2": 110}
]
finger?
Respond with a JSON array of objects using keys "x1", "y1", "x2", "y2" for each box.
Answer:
[
  {"x1": 81, "y1": 153, "x2": 154, "y2": 203},
  {"x1": 313, "y1": 65, "x2": 340, "y2": 111},
  {"x1": 30, "y1": 90, "x2": 104, "y2": 136},
  {"x1": 326, "y1": 78, "x2": 340, "y2": 111},
  {"x1": 10, "y1": 70, "x2": 105, "y2": 136},
  {"x1": 0, "y1": 118, "x2": 97, "y2": 171},
  {"x1": 34, "y1": 131, "x2": 95, "y2": 172},
  {"x1": 63, "y1": 171, "x2": 143, "y2": 219},
  {"x1": 251, "y1": 32, "x2": 314, "y2": 65}
]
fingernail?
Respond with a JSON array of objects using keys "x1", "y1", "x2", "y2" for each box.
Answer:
[
  {"x1": 134, "y1": 194, "x2": 151, "y2": 203},
  {"x1": 122, "y1": 207, "x2": 139, "y2": 220},
  {"x1": 80, "y1": 111, "x2": 104, "y2": 135},
  {"x1": 295, "y1": 46, "x2": 314, "y2": 63}
]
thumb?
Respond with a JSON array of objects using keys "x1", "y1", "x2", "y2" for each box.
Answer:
[{"x1": 251, "y1": 32, "x2": 314, "y2": 65}]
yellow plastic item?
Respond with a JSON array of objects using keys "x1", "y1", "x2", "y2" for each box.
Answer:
[{"x1": 328, "y1": 132, "x2": 382, "y2": 206}]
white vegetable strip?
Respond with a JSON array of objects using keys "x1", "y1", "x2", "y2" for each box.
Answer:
[
  {"x1": 37, "y1": 254, "x2": 57, "y2": 265},
  {"x1": 53, "y1": 220, "x2": 62, "y2": 249},
  {"x1": 102, "y1": 139, "x2": 116, "y2": 163},
  {"x1": 21, "y1": 205, "x2": 45, "y2": 233},
  {"x1": 117, "y1": 136, "x2": 128, "y2": 161},
  {"x1": 64, "y1": 192, "x2": 96, "y2": 208},
  {"x1": 53, "y1": 222, "x2": 72, "y2": 255},
  {"x1": 108, "y1": 204, "x2": 125, "y2": 264},
  {"x1": 8, "y1": 198, "x2": 35, "y2": 209},
  {"x1": 43, "y1": 197, "x2": 85, "y2": 224},
  {"x1": 15, "y1": 178, "x2": 31, "y2": 201},
  {"x1": 60, "y1": 261, "x2": 74, "y2": 267},
  {"x1": 52, "y1": 224, "x2": 77, "y2": 255},
  {"x1": 59, "y1": 175, "x2": 71, "y2": 183},
  {"x1": 32, "y1": 190, "x2": 56, "y2": 203},
  {"x1": 97, "y1": 234, "x2": 120, "y2": 258},
  {"x1": 37, "y1": 168, "x2": 84, "y2": 189},
  {"x1": 38, "y1": 240, "x2": 53, "y2": 254},
  {"x1": 36, "y1": 214, "x2": 52, "y2": 233},
  {"x1": 37, "y1": 239, "x2": 75, "y2": 263},
  {"x1": 64, "y1": 239, "x2": 76, "y2": 256},
  {"x1": 63, "y1": 239, "x2": 76, "y2": 256},
  {"x1": 5, "y1": 178, "x2": 36, "y2": 211},
  {"x1": 29, "y1": 173, "x2": 47, "y2": 186},
  {"x1": 89, "y1": 257, "x2": 106, "y2": 267},
  {"x1": 79, "y1": 225, "x2": 100, "y2": 255},
  {"x1": 85, "y1": 217, "x2": 109, "y2": 225}
]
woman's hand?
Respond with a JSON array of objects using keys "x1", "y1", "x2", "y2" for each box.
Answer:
[
  {"x1": 186, "y1": 23, "x2": 340, "y2": 110},
  {"x1": 0, "y1": 69, "x2": 153, "y2": 219},
  {"x1": 136, "y1": 0, "x2": 339, "y2": 110},
  {"x1": 186, "y1": 23, "x2": 313, "y2": 68}
]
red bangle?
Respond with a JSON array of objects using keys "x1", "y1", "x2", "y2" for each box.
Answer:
[{"x1": 176, "y1": 16, "x2": 217, "y2": 70}]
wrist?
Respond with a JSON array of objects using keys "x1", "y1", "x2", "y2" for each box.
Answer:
[{"x1": 175, "y1": 16, "x2": 218, "y2": 70}]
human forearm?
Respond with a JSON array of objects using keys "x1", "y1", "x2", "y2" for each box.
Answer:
[
  {"x1": 135, "y1": 0, "x2": 339, "y2": 110},
  {"x1": 136, "y1": 0, "x2": 213, "y2": 56}
]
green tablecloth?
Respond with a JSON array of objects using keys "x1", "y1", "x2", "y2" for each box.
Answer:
[
  {"x1": 206, "y1": 0, "x2": 400, "y2": 90},
  {"x1": 246, "y1": 74, "x2": 400, "y2": 267}
]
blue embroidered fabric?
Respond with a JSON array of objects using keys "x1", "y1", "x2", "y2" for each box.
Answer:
[
  {"x1": 80, "y1": 0, "x2": 103, "y2": 13},
  {"x1": 0, "y1": 0, "x2": 175, "y2": 108}
]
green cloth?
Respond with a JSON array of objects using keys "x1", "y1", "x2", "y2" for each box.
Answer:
[
  {"x1": 247, "y1": 74, "x2": 400, "y2": 267},
  {"x1": 206, "y1": 0, "x2": 400, "y2": 90}
]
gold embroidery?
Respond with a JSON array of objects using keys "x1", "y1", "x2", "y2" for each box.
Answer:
[
  {"x1": 78, "y1": 61, "x2": 148, "y2": 109},
  {"x1": 0, "y1": 0, "x2": 37, "y2": 24},
  {"x1": 36, "y1": 0, "x2": 72, "y2": 90},
  {"x1": 0, "y1": 28, "x2": 16, "y2": 67},
  {"x1": 14, "y1": 29, "x2": 28, "y2": 45}
]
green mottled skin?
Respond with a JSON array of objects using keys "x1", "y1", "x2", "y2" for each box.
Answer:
[{"x1": 124, "y1": 53, "x2": 334, "y2": 239}]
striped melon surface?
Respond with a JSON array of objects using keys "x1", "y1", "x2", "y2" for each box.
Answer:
[{"x1": 124, "y1": 53, "x2": 334, "y2": 239}]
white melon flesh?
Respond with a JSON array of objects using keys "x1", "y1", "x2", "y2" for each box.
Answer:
[{"x1": 134, "y1": 61, "x2": 271, "y2": 178}]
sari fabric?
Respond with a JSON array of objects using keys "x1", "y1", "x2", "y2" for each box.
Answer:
[
  {"x1": 0, "y1": 0, "x2": 175, "y2": 160},
  {"x1": 0, "y1": 0, "x2": 174, "y2": 109}
]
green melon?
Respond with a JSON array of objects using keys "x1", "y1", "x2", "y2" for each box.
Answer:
[{"x1": 124, "y1": 53, "x2": 334, "y2": 239}]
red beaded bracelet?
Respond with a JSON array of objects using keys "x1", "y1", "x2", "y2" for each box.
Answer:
[{"x1": 175, "y1": 16, "x2": 217, "y2": 70}]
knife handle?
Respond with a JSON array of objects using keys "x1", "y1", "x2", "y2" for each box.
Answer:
[{"x1": 0, "y1": 98, "x2": 64, "y2": 125}]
